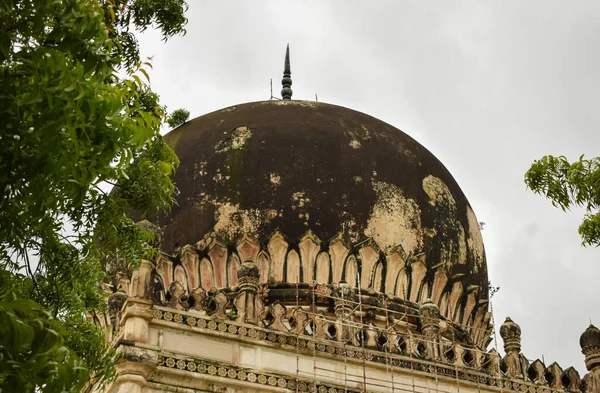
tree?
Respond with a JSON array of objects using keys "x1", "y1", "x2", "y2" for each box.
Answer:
[
  {"x1": 525, "y1": 155, "x2": 600, "y2": 247},
  {"x1": 167, "y1": 108, "x2": 190, "y2": 128},
  {"x1": 0, "y1": 0, "x2": 187, "y2": 391}
]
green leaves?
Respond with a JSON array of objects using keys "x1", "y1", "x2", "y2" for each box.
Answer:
[
  {"x1": 166, "y1": 108, "x2": 190, "y2": 128},
  {"x1": 0, "y1": 0, "x2": 187, "y2": 391},
  {"x1": 0, "y1": 297, "x2": 89, "y2": 393},
  {"x1": 525, "y1": 155, "x2": 600, "y2": 246}
]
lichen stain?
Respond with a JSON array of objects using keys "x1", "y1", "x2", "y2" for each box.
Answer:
[
  {"x1": 197, "y1": 161, "x2": 208, "y2": 177},
  {"x1": 365, "y1": 181, "x2": 422, "y2": 253},
  {"x1": 466, "y1": 206, "x2": 485, "y2": 267},
  {"x1": 231, "y1": 126, "x2": 252, "y2": 149},
  {"x1": 422, "y1": 175, "x2": 467, "y2": 266},
  {"x1": 292, "y1": 191, "x2": 310, "y2": 209},
  {"x1": 270, "y1": 173, "x2": 281, "y2": 186},
  {"x1": 423, "y1": 175, "x2": 454, "y2": 206},
  {"x1": 212, "y1": 202, "x2": 276, "y2": 240},
  {"x1": 349, "y1": 140, "x2": 361, "y2": 149},
  {"x1": 215, "y1": 126, "x2": 252, "y2": 153},
  {"x1": 292, "y1": 191, "x2": 311, "y2": 226},
  {"x1": 342, "y1": 217, "x2": 360, "y2": 243},
  {"x1": 266, "y1": 100, "x2": 318, "y2": 108}
]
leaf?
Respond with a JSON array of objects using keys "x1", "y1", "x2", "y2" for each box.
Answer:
[
  {"x1": 131, "y1": 74, "x2": 143, "y2": 88},
  {"x1": 139, "y1": 67, "x2": 150, "y2": 82},
  {"x1": 0, "y1": 0, "x2": 187, "y2": 391}
]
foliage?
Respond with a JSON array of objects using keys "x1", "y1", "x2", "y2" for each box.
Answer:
[
  {"x1": 0, "y1": 0, "x2": 187, "y2": 391},
  {"x1": 488, "y1": 282, "x2": 500, "y2": 299},
  {"x1": 166, "y1": 108, "x2": 190, "y2": 128},
  {"x1": 525, "y1": 155, "x2": 600, "y2": 247},
  {"x1": 0, "y1": 279, "x2": 90, "y2": 393}
]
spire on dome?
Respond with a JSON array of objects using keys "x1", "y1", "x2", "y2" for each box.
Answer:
[{"x1": 281, "y1": 44, "x2": 293, "y2": 100}]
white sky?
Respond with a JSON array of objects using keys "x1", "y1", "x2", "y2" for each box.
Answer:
[{"x1": 138, "y1": 0, "x2": 600, "y2": 374}]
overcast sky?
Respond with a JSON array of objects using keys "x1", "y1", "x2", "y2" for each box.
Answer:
[{"x1": 138, "y1": 1, "x2": 600, "y2": 374}]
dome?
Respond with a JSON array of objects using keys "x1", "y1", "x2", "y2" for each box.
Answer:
[
  {"x1": 146, "y1": 99, "x2": 491, "y2": 348},
  {"x1": 580, "y1": 324, "x2": 600, "y2": 350},
  {"x1": 159, "y1": 100, "x2": 485, "y2": 279}
]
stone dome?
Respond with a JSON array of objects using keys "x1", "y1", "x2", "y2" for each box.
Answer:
[
  {"x1": 581, "y1": 325, "x2": 600, "y2": 350},
  {"x1": 155, "y1": 100, "x2": 487, "y2": 291}
]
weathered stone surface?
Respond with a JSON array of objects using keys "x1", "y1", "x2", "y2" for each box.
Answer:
[{"x1": 146, "y1": 100, "x2": 486, "y2": 294}]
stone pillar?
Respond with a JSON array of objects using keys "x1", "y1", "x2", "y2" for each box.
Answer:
[
  {"x1": 110, "y1": 347, "x2": 157, "y2": 393},
  {"x1": 129, "y1": 259, "x2": 155, "y2": 299},
  {"x1": 499, "y1": 317, "x2": 528, "y2": 379},
  {"x1": 108, "y1": 295, "x2": 155, "y2": 393},
  {"x1": 333, "y1": 282, "x2": 355, "y2": 342},
  {"x1": 235, "y1": 258, "x2": 261, "y2": 324},
  {"x1": 580, "y1": 324, "x2": 600, "y2": 392},
  {"x1": 121, "y1": 297, "x2": 154, "y2": 343},
  {"x1": 419, "y1": 299, "x2": 441, "y2": 360}
]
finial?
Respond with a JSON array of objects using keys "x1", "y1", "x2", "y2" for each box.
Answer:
[
  {"x1": 281, "y1": 44, "x2": 293, "y2": 100},
  {"x1": 500, "y1": 316, "x2": 522, "y2": 353}
]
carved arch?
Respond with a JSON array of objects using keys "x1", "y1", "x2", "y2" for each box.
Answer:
[
  {"x1": 343, "y1": 255, "x2": 359, "y2": 287},
  {"x1": 227, "y1": 252, "x2": 241, "y2": 287},
  {"x1": 286, "y1": 249, "x2": 301, "y2": 283},
  {"x1": 371, "y1": 262, "x2": 384, "y2": 292},
  {"x1": 173, "y1": 265, "x2": 188, "y2": 292},
  {"x1": 199, "y1": 258, "x2": 215, "y2": 290},
  {"x1": 315, "y1": 251, "x2": 331, "y2": 284},
  {"x1": 257, "y1": 251, "x2": 270, "y2": 284},
  {"x1": 394, "y1": 267, "x2": 409, "y2": 298}
]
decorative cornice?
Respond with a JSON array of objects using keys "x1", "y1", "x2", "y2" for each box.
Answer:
[
  {"x1": 142, "y1": 230, "x2": 492, "y2": 349},
  {"x1": 150, "y1": 306, "x2": 566, "y2": 393},
  {"x1": 158, "y1": 355, "x2": 361, "y2": 392}
]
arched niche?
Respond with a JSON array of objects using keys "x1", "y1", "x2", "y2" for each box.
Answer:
[
  {"x1": 286, "y1": 249, "x2": 301, "y2": 283},
  {"x1": 199, "y1": 258, "x2": 215, "y2": 290},
  {"x1": 371, "y1": 262, "x2": 383, "y2": 292},
  {"x1": 174, "y1": 265, "x2": 188, "y2": 292},
  {"x1": 315, "y1": 251, "x2": 331, "y2": 284},
  {"x1": 344, "y1": 255, "x2": 359, "y2": 287},
  {"x1": 257, "y1": 251, "x2": 271, "y2": 284},
  {"x1": 227, "y1": 253, "x2": 241, "y2": 287}
]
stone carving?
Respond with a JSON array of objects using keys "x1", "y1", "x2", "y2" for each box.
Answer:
[
  {"x1": 580, "y1": 324, "x2": 600, "y2": 393},
  {"x1": 234, "y1": 258, "x2": 262, "y2": 324},
  {"x1": 149, "y1": 230, "x2": 491, "y2": 350},
  {"x1": 332, "y1": 282, "x2": 355, "y2": 342},
  {"x1": 562, "y1": 367, "x2": 581, "y2": 392},
  {"x1": 500, "y1": 317, "x2": 529, "y2": 379},
  {"x1": 290, "y1": 307, "x2": 309, "y2": 335},
  {"x1": 545, "y1": 362, "x2": 563, "y2": 389},
  {"x1": 190, "y1": 287, "x2": 207, "y2": 313},
  {"x1": 129, "y1": 260, "x2": 154, "y2": 299},
  {"x1": 152, "y1": 304, "x2": 584, "y2": 392},
  {"x1": 419, "y1": 299, "x2": 441, "y2": 360},
  {"x1": 150, "y1": 271, "x2": 166, "y2": 305},
  {"x1": 167, "y1": 281, "x2": 188, "y2": 310},
  {"x1": 264, "y1": 302, "x2": 288, "y2": 332},
  {"x1": 207, "y1": 289, "x2": 228, "y2": 320},
  {"x1": 484, "y1": 348, "x2": 501, "y2": 375},
  {"x1": 117, "y1": 247, "x2": 586, "y2": 393},
  {"x1": 363, "y1": 322, "x2": 379, "y2": 348},
  {"x1": 527, "y1": 359, "x2": 547, "y2": 384}
]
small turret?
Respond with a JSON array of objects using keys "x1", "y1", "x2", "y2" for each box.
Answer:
[
  {"x1": 500, "y1": 317, "x2": 522, "y2": 353},
  {"x1": 580, "y1": 324, "x2": 600, "y2": 392},
  {"x1": 500, "y1": 317, "x2": 528, "y2": 379}
]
